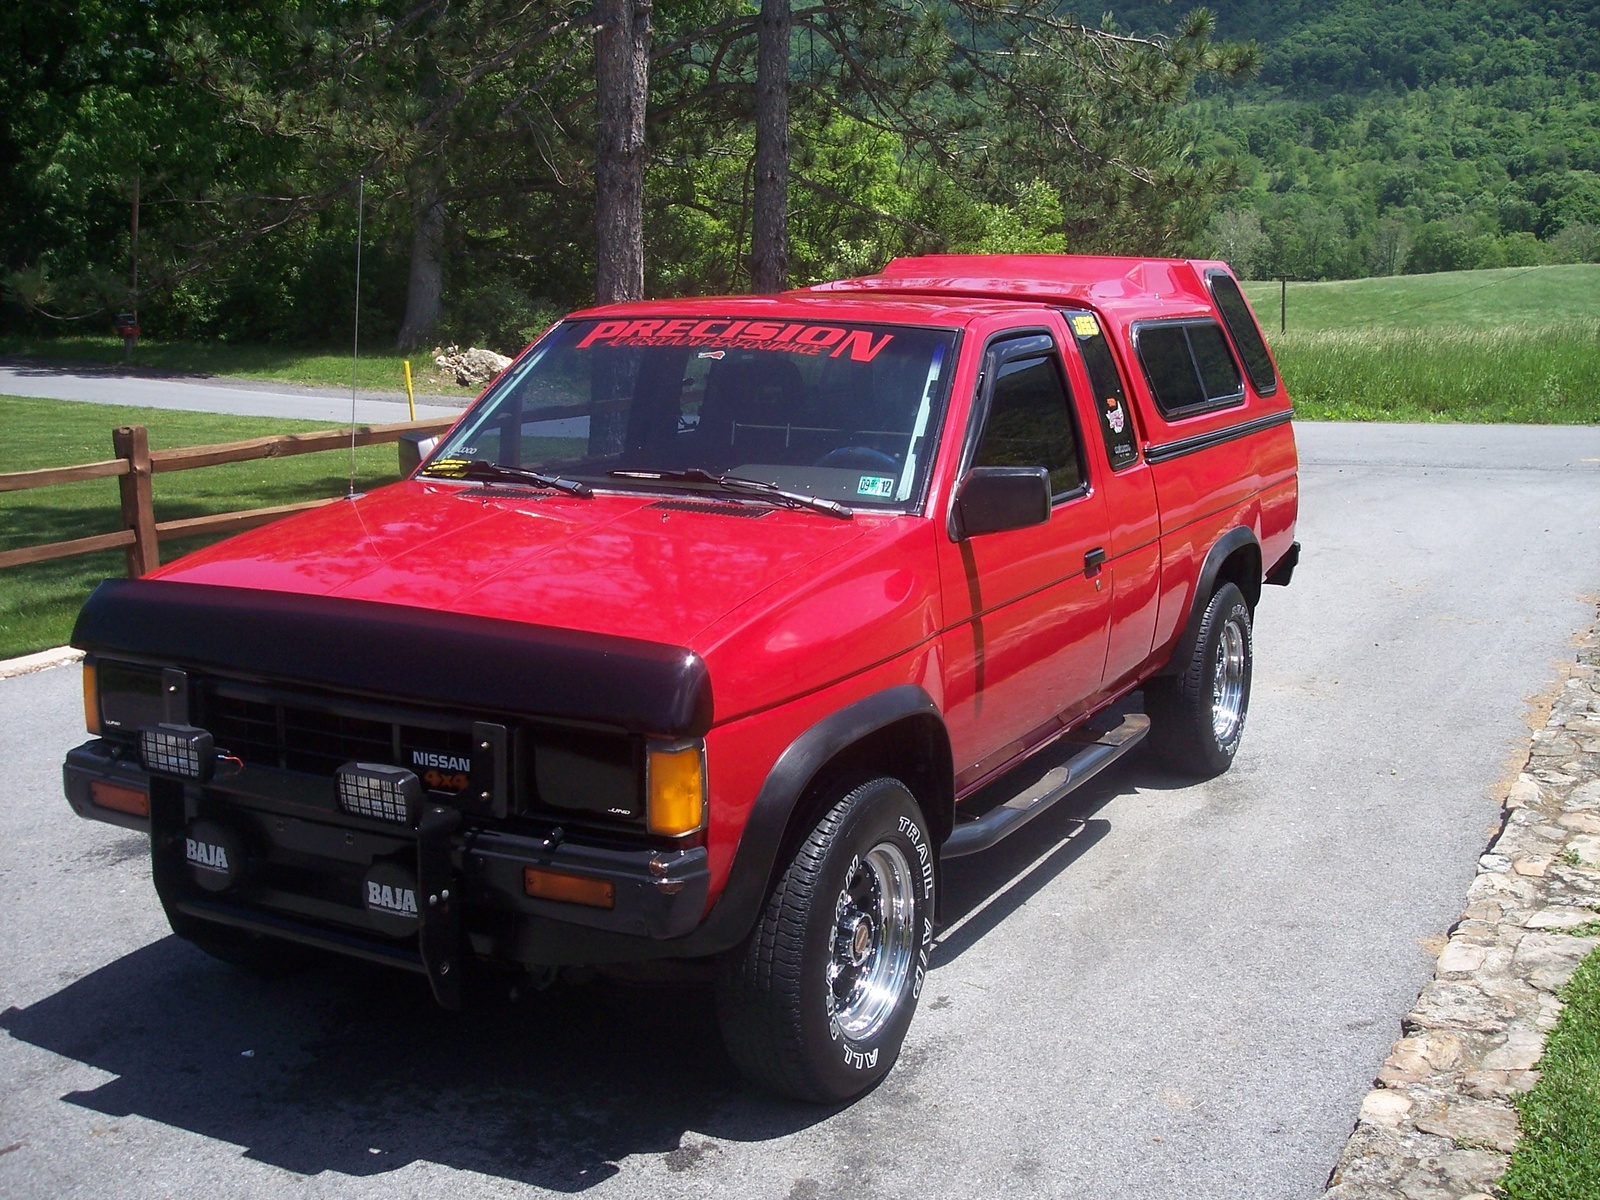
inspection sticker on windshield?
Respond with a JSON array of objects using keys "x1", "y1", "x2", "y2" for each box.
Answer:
[{"x1": 857, "y1": 475, "x2": 896, "y2": 498}]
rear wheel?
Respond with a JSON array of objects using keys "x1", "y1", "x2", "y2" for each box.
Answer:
[
  {"x1": 1147, "y1": 581, "x2": 1253, "y2": 778},
  {"x1": 716, "y1": 777, "x2": 934, "y2": 1103}
]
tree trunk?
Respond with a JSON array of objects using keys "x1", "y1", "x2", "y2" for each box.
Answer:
[
  {"x1": 397, "y1": 177, "x2": 446, "y2": 350},
  {"x1": 594, "y1": 0, "x2": 652, "y2": 305},
  {"x1": 750, "y1": 0, "x2": 790, "y2": 293}
]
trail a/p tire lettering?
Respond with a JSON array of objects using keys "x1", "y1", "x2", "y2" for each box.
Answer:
[
  {"x1": 912, "y1": 916, "x2": 933, "y2": 1001},
  {"x1": 714, "y1": 776, "x2": 933, "y2": 1104},
  {"x1": 898, "y1": 814, "x2": 935, "y2": 900},
  {"x1": 842, "y1": 1045, "x2": 880, "y2": 1071}
]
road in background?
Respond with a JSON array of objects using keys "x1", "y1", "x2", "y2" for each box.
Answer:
[
  {"x1": 0, "y1": 360, "x2": 467, "y2": 423},
  {"x1": 2, "y1": 423, "x2": 1598, "y2": 1200}
]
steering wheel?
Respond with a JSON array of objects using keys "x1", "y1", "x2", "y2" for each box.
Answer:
[{"x1": 814, "y1": 446, "x2": 900, "y2": 471}]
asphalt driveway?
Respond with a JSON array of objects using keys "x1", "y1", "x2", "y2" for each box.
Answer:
[{"x1": 1, "y1": 421, "x2": 1597, "y2": 1199}]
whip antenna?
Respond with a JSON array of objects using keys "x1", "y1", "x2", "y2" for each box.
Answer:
[{"x1": 348, "y1": 173, "x2": 365, "y2": 497}]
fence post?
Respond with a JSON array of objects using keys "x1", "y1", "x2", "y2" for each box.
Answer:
[{"x1": 112, "y1": 425, "x2": 159, "y2": 577}]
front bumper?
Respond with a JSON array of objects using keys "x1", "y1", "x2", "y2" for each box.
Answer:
[{"x1": 64, "y1": 739, "x2": 711, "y2": 997}]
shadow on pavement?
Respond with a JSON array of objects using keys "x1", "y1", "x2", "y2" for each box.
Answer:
[
  {"x1": 0, "y1": 754, "x2": 1170, "y2": 1188},
  {"x1": 934, "y1": 752, "x2": 1168, "y2": 966},
  {"x1": 1, "y1": 939, "x2": 825, "y2": 1190}
]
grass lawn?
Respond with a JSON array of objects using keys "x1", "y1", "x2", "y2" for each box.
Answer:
[
  {"x1": 1241, "y1": 263, "x2": 1600, "y2": 333},
  {"x1": 1239, "y1": 265, "x2": 1600, "y2": 423},
  {"x1": 5, "y1": 265, "x2": 1599, "y2": 422},
  {"x1": 0, "y1": 395, "x2": 404, "y2": 658},
  {"x1": 0, "y1": 332, "x2": 477, "y2": 396},
  {"x1": 1500, "y1": 942, "x2": 1600, "y2": 1199}
]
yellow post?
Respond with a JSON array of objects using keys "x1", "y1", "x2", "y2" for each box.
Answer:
[{"x1": 403, "y1": 360, "x2": 416, "y2": 421}]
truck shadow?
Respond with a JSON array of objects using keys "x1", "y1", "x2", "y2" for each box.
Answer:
[
  {"x1": 1, "y1": 756, "x2": 1165, "y2": 1189},
  {"x1": 934, "y1": 753, "x2": 1167, "y2": 967},
  {"x1": 0, "y1": 940, "x2": 821, "y2": 1190}
]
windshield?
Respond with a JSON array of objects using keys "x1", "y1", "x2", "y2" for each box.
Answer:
[{"x1": 423, "y1": 317, "x2": 958, "y2": 509}]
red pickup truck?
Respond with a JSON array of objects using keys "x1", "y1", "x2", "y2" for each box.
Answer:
[{"x1": 64, "y1": 255, "x2": 1298, "y2": 1102}]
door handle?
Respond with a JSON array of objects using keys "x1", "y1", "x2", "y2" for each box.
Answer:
[{"x1": 1084, "y1": 547, "x2": 1106, "y2": 577}]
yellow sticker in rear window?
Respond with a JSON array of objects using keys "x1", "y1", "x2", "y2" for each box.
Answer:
[{"x1": 1071, "y1": 314, "x2": 1100, "y2": 337}]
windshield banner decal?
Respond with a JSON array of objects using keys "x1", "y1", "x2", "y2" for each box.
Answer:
[{"x1": 576, "y1": 319, "x2": 894, "y2": 362}]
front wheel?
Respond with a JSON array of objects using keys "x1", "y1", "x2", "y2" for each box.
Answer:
[
  {"x1": 1146, "y1": 581, "x2": 1253, "y2": 778},
  {"x1": 715, "y1": 777, "x2": 935, "y2": 1103}
]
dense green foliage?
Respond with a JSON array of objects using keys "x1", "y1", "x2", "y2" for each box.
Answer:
[
  {"x1": 1099, "y1": 0, "x2": 1600, "y2": 279},
  {"x1": 1501, "y1": 942, "x2": 1600, "y2": 1199},
  {"x1": 5, "y1": 0, "x2": 1597, "y2": 351},
  {"x1": 0, "y1": 1, "x2": 1254, "y2": 350}
]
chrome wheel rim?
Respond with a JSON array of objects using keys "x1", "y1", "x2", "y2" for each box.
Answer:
[
  {"x1": 826, "y1": 842, "x2": 916, "y2": 1040},
  {"x1": 1211, "y1": 617, "x2": 1247, "y2": 745}
]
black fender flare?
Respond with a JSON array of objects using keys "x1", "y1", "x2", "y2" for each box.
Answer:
[
  {"x1": 1159, "y1": 526, "x2": 1261, "y2": 676},
  {"x1": 676, "y1": 683, "x2": 952, "y2": 957}
]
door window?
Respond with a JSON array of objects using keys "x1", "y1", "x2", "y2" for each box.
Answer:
[{"x1": 971, "y1": 339, "x2": 1084, "y2": 501}]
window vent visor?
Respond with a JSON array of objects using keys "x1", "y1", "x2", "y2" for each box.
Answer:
[
  {"x1": 140, "y1": 725, "x2": 214, "y2": 782},
  {"x1": 336, "y1": 763, "x2": 422, "y2": 825}
]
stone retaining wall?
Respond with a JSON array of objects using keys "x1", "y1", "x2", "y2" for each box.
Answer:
[{"x1": 1322, "y1": 610, "x2": 1600, "y2": 1199}]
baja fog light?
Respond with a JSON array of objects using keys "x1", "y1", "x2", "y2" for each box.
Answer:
[
  {"x1": 336, "y1": 762, "x2": 422, "y2": 825},
  {"x1": 139, "y1": 724, "x2": 215, "y2": 782},
  {"x1": 646, "y1": 739, "x2": 706, "y2": 836}
]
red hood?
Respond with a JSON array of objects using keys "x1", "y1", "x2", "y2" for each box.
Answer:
[{"x1": 153, "y1": 480, "x2": 867, "y2": 647}]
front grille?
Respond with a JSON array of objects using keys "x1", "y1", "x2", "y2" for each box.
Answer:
[{"x1": 202, "y1": 686, "x2": 475, "y2": 787}]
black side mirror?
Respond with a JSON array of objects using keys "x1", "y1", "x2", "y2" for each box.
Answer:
[
  {"x1": 953, "y1": 466, "x2": 1051, "y2": 538},
  {"x1": 398, "y1": 433, "x2": 440, "y2": 477}
]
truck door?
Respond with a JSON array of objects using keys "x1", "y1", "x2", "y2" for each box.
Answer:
[
  {"x1": 1059, "y1": 309, "x2": 1162, "y2": 696},
  {"x1": 938, "y1": 329, "x2": 1113, "y2": 792}
]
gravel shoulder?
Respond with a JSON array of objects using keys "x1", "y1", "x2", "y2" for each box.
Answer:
[{"x1": 1321, "y1": 611, "x2": 1600, "y2": 1199}]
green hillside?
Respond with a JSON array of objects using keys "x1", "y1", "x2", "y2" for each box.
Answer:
[{"x1": 1102, "y1": 0, "x2": 1600, "y2": 280}]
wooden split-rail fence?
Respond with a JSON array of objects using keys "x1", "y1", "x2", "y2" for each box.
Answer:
[{"x1": 0, "y1": 418, "x2": 454, "y2": 577}]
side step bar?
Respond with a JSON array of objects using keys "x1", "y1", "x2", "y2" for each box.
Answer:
[{"x1": 942, "y1": 713, "x2": 1150, "y2": 859}]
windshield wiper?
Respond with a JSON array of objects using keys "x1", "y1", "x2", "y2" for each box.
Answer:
[
  {"x1": 424, "y1": 458, "x2": 592, "y2": 497},
  {"x1": 609, "y1": 468, "x2": 852, "y2": 519}
]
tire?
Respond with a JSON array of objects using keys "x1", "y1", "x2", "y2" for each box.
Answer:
[
  {"x1": 1146, "y1": 581, "x2": 1253, "y2": 778},
  {"x1": 181, "y1": 922, "x2": 323, "y2": 978},
  {"x1": 715, "y1": 777, "x2": 935, "y2": 1103}
]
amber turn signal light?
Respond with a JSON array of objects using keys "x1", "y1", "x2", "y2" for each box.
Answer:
[
  {"x1": 523, "y1": 866, "x2": 615, "y2": 909},
  {"x1": 646, "y1": 741, "x2": 705, "y2": 836},
  {"x1": 91, "y1": 780, "x2": 149, "y2": 817},
  {"x1": 82, "y1": 659, "x2": 100, "y2": 736}
]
